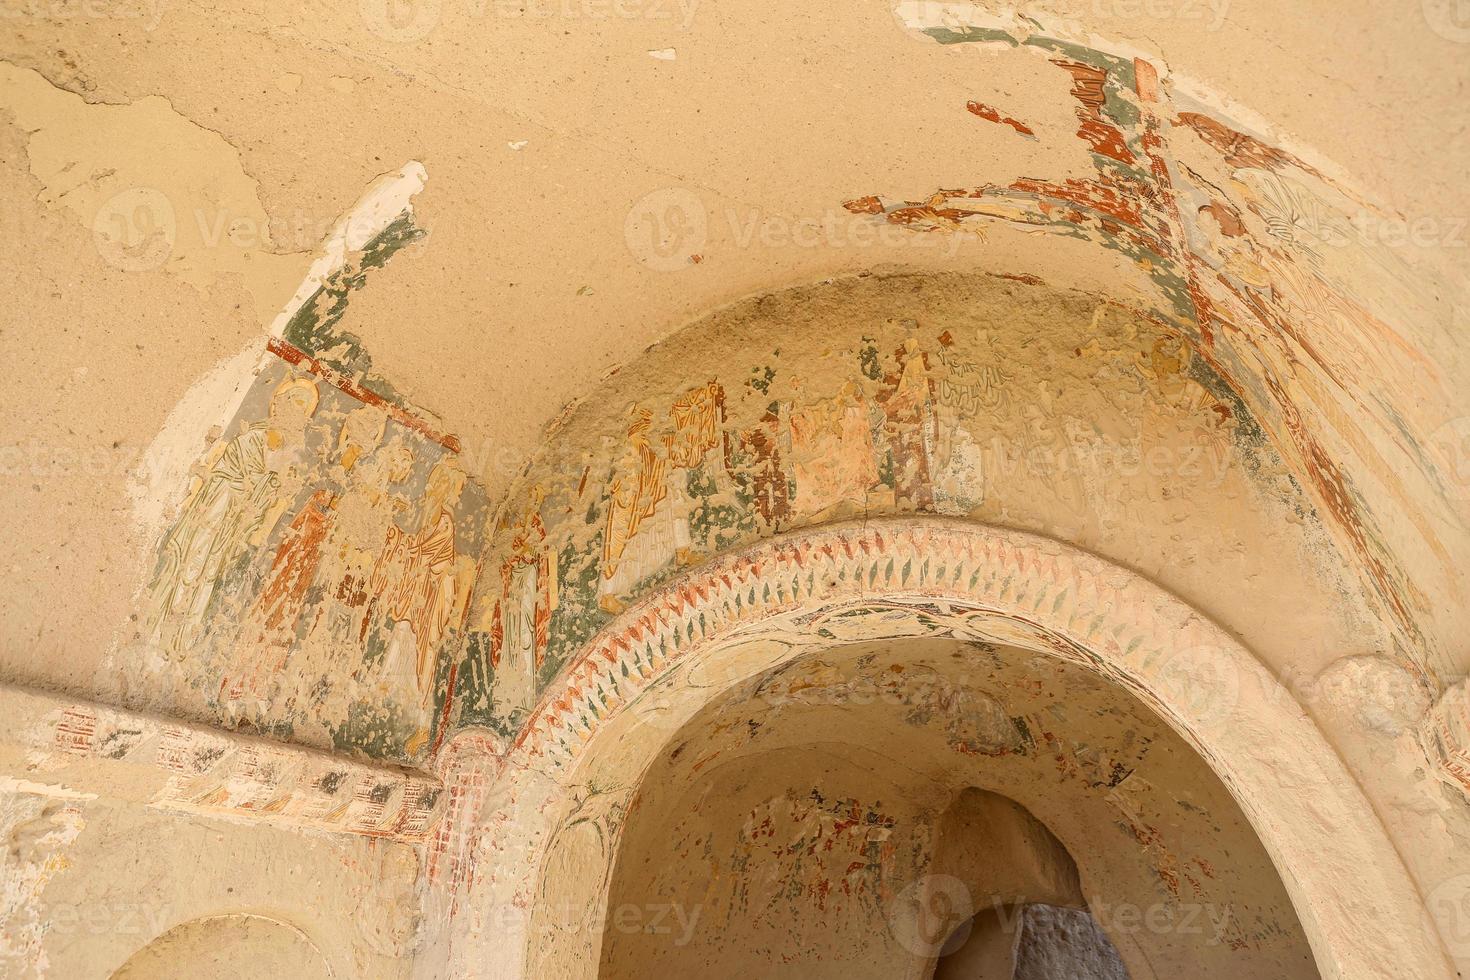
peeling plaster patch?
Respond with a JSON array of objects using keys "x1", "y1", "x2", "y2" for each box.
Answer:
[
  {"x1": 966, "y1": 100, "x2": 1036, "y2": 137},
  {"x1": 130, "y1": 161, "x2": 435, "y2": 558},
  {"x1": 267, "y1": 161, "x2": 428, "y2": 339},
  {"x1": 840, "y1": 14, "x2": 1451, "y2": 688},
  {"x1": 648, "y1": 48, "x2": 676, "y2": 61},
  {"x1": 508, "y1": 140, "x2": 529, "y2": 151},
  {"x1": 0, "y1": 64, "x2": 302, "y2": 326},
  {"x1": 0, "y1": 791, "x2": 87, "y2": 975},
  {"x1": 0, "y1": 778, "x2": 97, "y2": 802}
]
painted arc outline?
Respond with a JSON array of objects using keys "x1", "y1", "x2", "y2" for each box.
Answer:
[{"x1": 434, "y1": 517, "x2": 1454, "y2": 980}]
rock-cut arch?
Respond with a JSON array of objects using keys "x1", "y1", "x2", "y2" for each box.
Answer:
[{"x1": 428, "y1": 517, "x2": 1453, "y2": 980}]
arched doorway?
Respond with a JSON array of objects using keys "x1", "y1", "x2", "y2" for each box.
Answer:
[
  {"x1": 429, "y1": 519, "x2": 1452, "y2": 979},
  {"x1": 597, "y1": 637, "x2": 1307, "y2": 978}
]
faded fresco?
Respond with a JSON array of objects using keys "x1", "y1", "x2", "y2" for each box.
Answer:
[
  {"x1": 855, "y1": 12, "x2": 1458, "y2": 686},
  {"x1": 593, "y1": 638, "x2": 1312, "y2": 978},
  {"x1": 123, "y1": 178, "x2": 497, "y2": 765},
  {"x1": 137, "y1": 340, "x2": 487, "y2": 762},
  {"x1": 444, "y1": 298, "x2": 1286, "y2": 746},
  {"x1": 121, "y1": 21, "x2": 1458, "y2": 772},
  {"x1": 428, "y1": 19, "x2": 1459, "y2": 758}
]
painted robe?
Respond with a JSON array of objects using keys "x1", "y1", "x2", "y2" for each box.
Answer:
[
  {"x1": 372, "y1": 506, "x2": 465, "y2": 701},
  {"x1": 492, "y1": 510, "x2": 557, "y2": 718},
  {"x1": 148, "y1": 422, "x2": 285, "y2": 659},
  {"x1": 317, "y1": 480, "x2": 408, "y2": 645},
  {"x1": 879, "y1": 343, "x2": 936, "y2": 509},
  {"x1": 218, "y1": 488, "x2": 335, "y2": 708},
  {"x1": 668, "y1": 382, "x2": 726, "y2": 468},
  {"x1": 600, "y1": 425, "x2": 691, "y2": 609},
  {"x1": 788, "y1": 390, "x2": 879, "y2": 515},
  {"x1": 735, "y1": 407, "x2": 790, "y2": 527}
]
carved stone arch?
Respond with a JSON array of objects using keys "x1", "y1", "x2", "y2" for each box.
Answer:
[{"x1": 428, "y1": 518, "x2": 1453, "y2": 980}]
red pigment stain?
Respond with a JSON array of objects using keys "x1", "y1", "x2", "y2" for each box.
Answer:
[
  {"x1": 966, "y1": 101, "x2": 1036, "y2": 137},
  {"x1": 268, "y1": 337, "x2": 462, "y2": 452},
  {"x1": 1199, "y1": 202, "x2": 1245, "y2": 237},
  {"x1": 1175, "y1": 112, "x2": 1325, "y2": 182},
  {"x1": 1052, "y1": 59, "x2": 1136, "y2": 165}
]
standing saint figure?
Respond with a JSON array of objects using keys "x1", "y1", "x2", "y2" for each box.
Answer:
[
  {"x1": 788, "y1": 380, "x2": 879, "y2": 517},
  {"x1": 668, "y1": 381, "x2": 726, "y2": 470},
  {"x1": 598, "y1": 409, "x2": 691, "y2": 614},
  {"x1": 370, "y1": 459, "x2": 476, "y2": 710},
  {"x1": 218, "y1": 405, "x2": 389, "y2": 715},
  {"x1": 734, "y1": 403, "x2": 791, "y2": 528},
  {"x1": 878, "y1": 338, "x2": 936, "y2": 510},
  {"x1": 491, "y1": 487, "x2": 558, "y2": 720},
  {"x1": 147, "y1": 376, "x2": 320, "y2": 660}
]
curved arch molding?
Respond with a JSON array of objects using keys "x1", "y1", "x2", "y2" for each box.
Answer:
[{"x1": 429, "y1": 519, "x2": 1453, "y2": 980}]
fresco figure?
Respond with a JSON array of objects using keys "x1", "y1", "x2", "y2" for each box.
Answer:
[
  {"x1": 878, "y1": 338, "x2": 935, "y2": 510},
  {"x1": 146, "y1": 376, "x2": 320, "y2": 660},
  {"x1": 733, "y1": 405, "x2": 790, "y2": 528},
  {"x1": 936, "y1": 332, "x2": 1007, "y2": 416},
  {"x1": 788, "y1": 381, "x2": 879, "y2": 516},
  {"x1": 598, "y1": 409, "x2": 691, "y2": 614},
  {"x1": 218, "y1": 406, "x2": 389, "y2": 715},
  {"x1": 492, "y1": 487, "x2": 558, "y2": 719},
  {"x1": 371, "y1": 459, "x2": 476, "y2": 707},
  {"x1": 930, "y1": 334, "x2": 1006, "y2": 515},
  {"x1": 668, "y1": 381, "x2": 727, "y2": 470},
  {"x1": 309, "y1": 442, "x2": 415, "y2": 680},
  {"x1": 217, "y1": 487, "x2": 334, "y2": 712}
]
